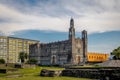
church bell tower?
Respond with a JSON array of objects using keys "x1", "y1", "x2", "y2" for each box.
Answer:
[
  {"x1": 82, "y1": 30, "x2": 88, "y2": 63},
  {"x1": 69, "y1": 18, "x2": 75, "y2": 40},
  {"x1": 68, "y1": 18, "x2": 76, "y2": 64}
]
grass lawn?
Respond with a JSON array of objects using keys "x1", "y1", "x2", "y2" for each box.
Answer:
[{"x1": 0, "y1": 66, "x2": 92, "y2": 80}]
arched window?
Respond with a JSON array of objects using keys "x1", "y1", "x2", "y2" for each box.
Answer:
[
  {"x1": 77, "y1": 56, "x2": 80, "y2": 64},
  {"x1": 51, "y1": 55, "x2": 56, "y2": 64},
  {"x1": 78, "y1": 49, "x2": 80, "y2": 53}
]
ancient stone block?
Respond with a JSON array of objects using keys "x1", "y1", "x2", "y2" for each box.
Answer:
[{"x1": 40, "y1": 69, "x2": 62, "y2": 77}]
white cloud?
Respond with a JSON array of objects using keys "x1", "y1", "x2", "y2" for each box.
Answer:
[
  {"x1": 0, "y1": 3, "x2": 69, "y2": 34},
  {"x1": 0, "y1": 0, "x2": 120, "y2": 35}
]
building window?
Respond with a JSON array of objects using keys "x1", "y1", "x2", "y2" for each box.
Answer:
[
  {"x1": 89, "y1": 56, "x2": 90, "y2": 58},
  {"x1": 92, "y1": 56, "x2": 93, "y2": 58},
  {"x1": 94, "y1": 56, "x2": 96, "y2": 58}
]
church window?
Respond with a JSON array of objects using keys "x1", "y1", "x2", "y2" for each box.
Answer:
[
  {"x1": 45, "y1": 49, "x2": 47, "y2": 52},
  {"x1": 78, "y1": 49, "x2": 80, "y2": 53},
  {"x1": 63, "y1": 47, "x2": 65, "y2": 50},
  {"x1": 52, "y1": 56, "x2": 55, "y2": 64},
  {"x1": 77, "y1": 56, "x2": 80, "y2": 64}
]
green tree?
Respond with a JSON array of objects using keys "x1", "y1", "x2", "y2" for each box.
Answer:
[
  {"x1": 0, "y1": 59, "x2": 5, "y2": 64},
  {"x1": 111, "y1": 46, "x2": 120, "y2": 60},
  {"x1": 19, "y1": 52, "x2": 28, "y2": 63}
]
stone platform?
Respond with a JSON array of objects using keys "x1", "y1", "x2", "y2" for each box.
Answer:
[
  {"x1": 40, "y1": 67, "x2": 120, "y2": 80},
  {"x1": 40, "y1": 69, "x2": 62, "y2": 77},
  {"x1": 62, "y1": 67, "x2": 120, "y2": 80}
]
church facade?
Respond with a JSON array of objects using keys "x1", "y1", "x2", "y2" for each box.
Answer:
[{"x1": 29, "y1": 18, "x2": 88, "y2": 65}]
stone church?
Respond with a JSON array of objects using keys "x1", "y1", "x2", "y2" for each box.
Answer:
[{"x1": 29, "y1": 18, "x2": 87, "y2": 65}]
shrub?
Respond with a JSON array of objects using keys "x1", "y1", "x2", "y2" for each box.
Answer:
[
  {"x1": 27, "y1": 58, "x2": 37, "y2": 64},
  {"x1": 94, "y1": 64, "x2": 100, "y2": 67},
  {"x1": 0, "y1": 59, "x2": 5, "y2": 64}
]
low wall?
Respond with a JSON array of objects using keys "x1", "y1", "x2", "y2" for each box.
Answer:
[
  {"x1": 0, "y1": 68, "x2": 18, "y2": 73},
  {"x1": 14, "y1": 64, "x2": 36, "y2": 68},
  {"x1": 62, "y1": 67, "x2": 120, "y2": 80},
  {"x1": 40, "y1": 67, "x2": 120, "y2": 80}
]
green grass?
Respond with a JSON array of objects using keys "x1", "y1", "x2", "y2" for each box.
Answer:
[
  {"x1": 0, "y1": 66, "x2": 92, "y2": 80},
  {"x1": 0, "y1": 76, "x2": 92, "y2": 80}
]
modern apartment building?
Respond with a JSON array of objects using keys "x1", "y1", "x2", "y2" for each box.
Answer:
[{"x1": 0, "y1": 36, "x2": 39, "y2": 63}]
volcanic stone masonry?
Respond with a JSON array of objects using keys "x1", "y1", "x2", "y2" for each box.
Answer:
[{"x1": 29, "y1": 18, "x2": 87, "y2": 65}]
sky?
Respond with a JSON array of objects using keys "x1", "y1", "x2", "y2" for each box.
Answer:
[{"x1": 0, "y1": 0, "x2": 120, "y2": 53}]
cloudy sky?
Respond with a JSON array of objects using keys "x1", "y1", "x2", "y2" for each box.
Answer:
[{"x1": 0, "y1": 0, "x2": 120, "y2": 53}]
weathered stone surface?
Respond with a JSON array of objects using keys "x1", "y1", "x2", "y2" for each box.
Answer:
[
  {"x1": 40, "y1": 69, "x2": 62, "y2": 77},
  {"x1": 40, "y1": 69, "x2": 49, "y2": 76},
  {"x1": 0, "y1": 68, "x2": 18, "y2": 73},
  {"x1": 98, "y1": 60, "x2": 120, "y2": 67},
  {"x1": 62, "y1": 67, "x2": 120, "y2": 80},
  {"x1": 40, "y1": 67, "x2": 120, "y2": 79},
  {"x1": 30, "y1": 18, "x2": 87, "y2": 65},
  {"x1": 22, "y1": 64, "x2": 36, "y2": 68},
  {"x1": 14, "y1": 64, "x2": 22, "y2": 68}
]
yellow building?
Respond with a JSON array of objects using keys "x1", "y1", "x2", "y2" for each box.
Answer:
[
  {"x1": 87, "y1": 52, "x2": 109, "y2": 62},
  {"x1": 0, "y1": 36, "x2": 39, "y2": 63}
]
